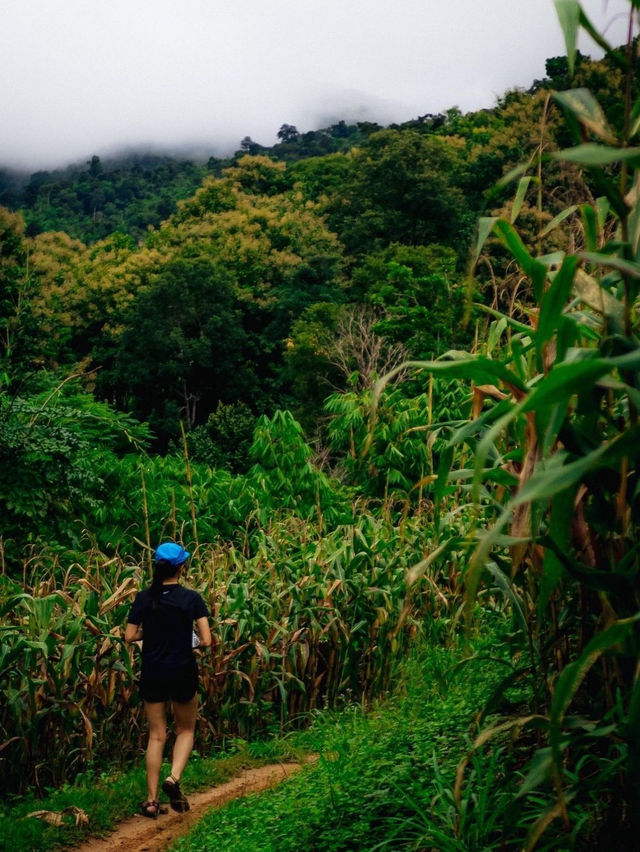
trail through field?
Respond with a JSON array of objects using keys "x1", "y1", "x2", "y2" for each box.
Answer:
[{"x1": 74, "y1": 762, "x2": 305, "y2": 852}]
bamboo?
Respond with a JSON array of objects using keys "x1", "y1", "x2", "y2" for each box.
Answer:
[
  {"x1": 180, "y1": 420, "x2": 200, "y2": 558},
  {"x1": 140, "y1": 465, "x2": 152, "y2": 577}
]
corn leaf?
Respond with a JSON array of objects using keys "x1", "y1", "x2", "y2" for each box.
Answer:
[
  {"x1": 476, "y1": 304, "x2": 533, "y2": 336},
  {"x1": 553, "y1": 89, "x2": 617, "y2": 144},
  {"x1": 467, "y1": 503, "x2": 514, "y2": 602},
  {"x1": 493, "y1": 219, "x2": 548, "y2": 300},
  {"x1": 511, "y1": 176, "x2": 532, "y2": 224},
  {"x1": 549, "y1": 615, "x2": 640, "y2": 780},
  {"x1": 579, "y1": 203, "x2": 598, "y2": 252},
  {"x1": 373, "y1": 355, "x2": 527, "y2": 407},
  {"x1": 517, "y1": 747, "x2": 554, "y2": 799},
  {"x1": 630, "y1": 95, "x2": 640, "y2": 140},
  {"x1": 538, "y1": 487, "x2": 576, "y2": 615},
  {"x1": 586, "y1": 167, "x2": 631, "y2": 221},
  {"x1": 539, "y1": 205, "x2": 578, "y2": 238},
  {"x1": 521, "y1": 350, "x2": 640, "y2": 415},
  {"x1": 553, "y1": 0, "x2": 580, "y2": 75},
  {"x1": 537, "y1": 254, "x2": 580, "y2": 362},
  {"x1": 484, "y1": 561, "x2": 528, "y2": 635},
  {"x1": 571, "y1": 268, "x2": 624, "y2": 328},
  {"x1": 513, "y1": 425, "x2": 640, "y2": 506},
  {"x1": 473, "y1": 216, "x2": 498, "y2": 266},
  {"x1": 552, "y1": 144, "x2": 640, "y2": 167},
  {"x1": 497, "y1": 162, "x2": 532, "y2": 189},
  {"x1": 579, "y1": 251, "x2": 640, "y2": 279},
  {"x1": 406, "y1": 537, "x2": 459, "y2": 587},
  {"x1": 577, "y1": 7, "x2": 629, "y2": 70},
  {"x1": 540, "y1": 536, "x2": 634, "y2": 599},
  {"x1": 595, "y1": 196, "x2": 610, "y2": 228}
]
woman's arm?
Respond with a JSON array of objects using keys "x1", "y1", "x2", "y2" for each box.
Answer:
[
  {"x1": 124, "y1": 622, "x2": 143, "y2": 643},
  {"x1": 194, "y1": 615, "x2": 212, "y2": 648}
]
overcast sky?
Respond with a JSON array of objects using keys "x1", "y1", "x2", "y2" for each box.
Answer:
[{"x1": 0, "y1": 0, "x2": 632, "y2": 171}]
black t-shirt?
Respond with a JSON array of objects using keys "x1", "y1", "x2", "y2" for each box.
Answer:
[{"x1": 127, "y1": 584, "x2": 209, "y2": 675}]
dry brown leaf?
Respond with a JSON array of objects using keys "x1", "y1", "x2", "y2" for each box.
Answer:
[{"x1": 27, "y1": 806, "x2": 89, "y2": 827}]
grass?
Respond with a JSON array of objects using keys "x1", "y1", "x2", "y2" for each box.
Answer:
[
  {"x1": 0, "y1": 739, "x2": 303, "y2": 852},
  {"x1": 169, "y1": 628, "x2": 518, "y2": 852}
]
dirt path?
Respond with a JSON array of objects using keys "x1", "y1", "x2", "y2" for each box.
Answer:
[{"x1": 74, "y1": 762, "x2": 305, "y2": 852}]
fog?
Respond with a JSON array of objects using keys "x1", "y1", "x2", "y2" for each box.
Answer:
[{"x1": 0, "y1": 0, "x2": 632, "y2": 170}]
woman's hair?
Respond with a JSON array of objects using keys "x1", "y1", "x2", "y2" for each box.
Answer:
[{"x1": 149, "y1": 559, "x2": 179, "y2": 607}]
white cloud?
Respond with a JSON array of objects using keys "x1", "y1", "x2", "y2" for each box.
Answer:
[{"x1": 0, "y1": 0, "x2": 633, "y2": 169}]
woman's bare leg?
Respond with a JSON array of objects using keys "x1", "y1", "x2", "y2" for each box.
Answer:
[
  {"x1": 168, "y1": 694, "x2": 198, "y2": 781},
  {"x1": 144, "y1": 701, "x2": 167, "y2": 802}
]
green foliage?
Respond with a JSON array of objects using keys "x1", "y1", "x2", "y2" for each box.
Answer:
[
  {"x1": 246, "y1": 409, "x2": 350, "y2": 525},
  {"x1": 0, "y1": 560, "x2": 141, "y2": 794},
  {"x1": 0, "y1": 14, "x2": 637, "y2": 847},
  {"x1": 169, "y1": 637, "x2": 512, "y2": 852},
  {"x1": 0, "y1": 504, "x2": 467, "y2": 796},
  {"x1": 84, "y1": 450, "x2": 249, "y2": 552},
  {"x1": 0, "y1": 374, "x2": 150, "y2": 557},
  {"x1": 0, "y1": 764, "x2": 150, "y2": 852},
  {"x1": 0, "y1": 208, "x2": 41, "y2": 383},
  {"x1": 222, "y1": 154, "x2": 292, "y2": 196},
  {"x1": 350, "y1": 241, "x2": 458, "y2": 297},
  {"x1": 324, "y1": 380, "x2": 467, "y2": 502},
  {"x1": 98, "y1": 256, "x2": 251, "y2": 444},
  {"x1": 268, "y1": 120, "x2": 376, "y2": 162},
  {"x1": 93, "y1": 158, "x2": 346, "y2": 435},
  {"x1": 0, "y1": 744, "x2": 302, "y2": 852},
  {"x1": 327, "y1": 129, "x2": 473, "y2": 258},
  {"x1": 185, "y1": 401, "x2": 256, "y2": 473},
  {"x1": 289, "y1": 153, "x2": 353, "y2": 201},
  {"x1": 365, "y1": 253, "x2": 475, "y2": 358},
  {"x1": 17, "y1": 154, "x2": 212, "y2": 242},
  {"x1": 282, "y1": 301, "x2": 344, "y2": 430},
  {"x1": 92, "y1": 408, "x2": 352, "y2": 552},
  {"x1": 3, "y1": 49, "x2": 629, "y2": 440}
]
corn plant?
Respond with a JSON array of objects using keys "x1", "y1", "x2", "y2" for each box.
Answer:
[
  {"x1": 0, "y1": 504, "x2": 469, "y2": 797},
  {"x1": 0, "y1": 558, "x2": 140, "y2": 794},
  {"x1": 376, "y1": 1, "x2": 640, "y2": 844}
]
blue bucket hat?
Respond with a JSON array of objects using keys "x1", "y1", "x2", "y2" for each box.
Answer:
[{"x1": 155, "y1": 542, "x2": 190, "y2": 566}]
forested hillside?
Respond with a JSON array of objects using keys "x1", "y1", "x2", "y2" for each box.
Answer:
[
  {"x1": 2, "y1": 51, "x2": 624, "y2": 446},
  {"x1": 1, "y1": 7, "x2": 640, "y2": 847}
]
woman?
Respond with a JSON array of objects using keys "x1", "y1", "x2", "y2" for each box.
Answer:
[{"x1": 125, "y1": 541, "x2": 212, "y2": 818}]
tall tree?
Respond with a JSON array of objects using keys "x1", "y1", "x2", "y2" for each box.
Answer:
[
  {"x1": 102, "y1": 257, "x2": 250, "y2": 444},
  {"x1": 277, "y1": 124, "x2": 300, "y2": 144},
  {"x1": 328, "y1": 129, "x2": 472, "y2": 257},
  {"x1": 0, "y1": 207, "x2": 40, "y2": 384}
]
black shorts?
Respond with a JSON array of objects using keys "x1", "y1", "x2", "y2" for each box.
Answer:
[{"x1": 140, "y1": 661, "x2": 198, "y2": 704}]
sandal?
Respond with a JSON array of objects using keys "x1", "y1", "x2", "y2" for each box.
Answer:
[
  {"x1": 140, "y1": 800, "x2": 160, "y2": 819},
  {"x1": 162, "y1": 775, "x2": 190, "y2": 813}
]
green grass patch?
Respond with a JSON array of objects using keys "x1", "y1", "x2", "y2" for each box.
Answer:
[
  {"x1": 170, "y1": 632, "x2": 519, "y2": 852},
  {"x1": 0, "y1": 738, "x2": 303, "y2": 852}
]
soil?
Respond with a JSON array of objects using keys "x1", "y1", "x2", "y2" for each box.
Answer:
[{"x1": 74, "y1": 762, "x2": 305, "y2": 852}]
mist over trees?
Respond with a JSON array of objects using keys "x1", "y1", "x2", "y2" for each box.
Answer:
[{"x1": 0, "y1": 49, "x2": 629, "y2": 456}]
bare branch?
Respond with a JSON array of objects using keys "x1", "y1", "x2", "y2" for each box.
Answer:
[{"x1": 327, "y1": 306, "x2": 409, "y2": 390}]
